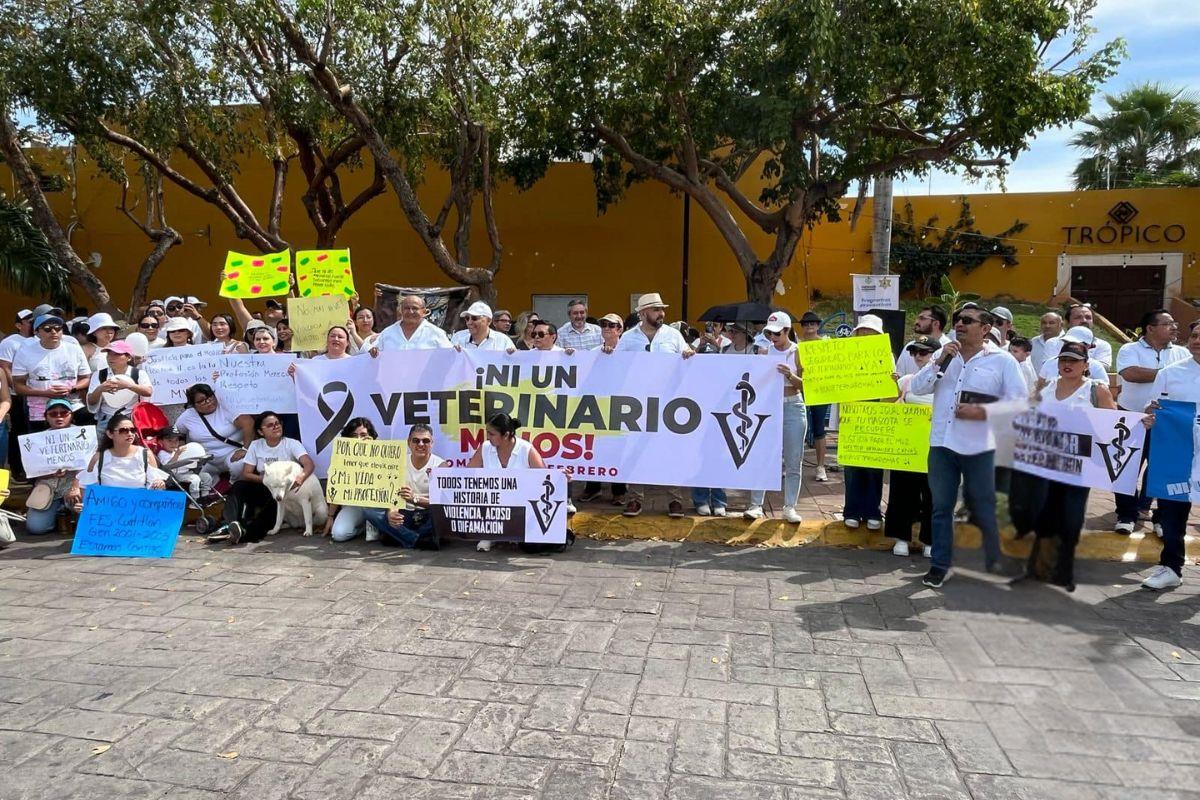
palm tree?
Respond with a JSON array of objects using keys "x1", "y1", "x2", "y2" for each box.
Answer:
[
  {"x1": 0, "y1": 191, "x2": 74, "y2": 307},
  {"x1": 1071, "y1": 83, "x2": 1200, "y2": 189}
]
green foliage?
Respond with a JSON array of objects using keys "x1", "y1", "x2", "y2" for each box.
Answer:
[
  {"x1": 0, "y1": 192, "x2": 73, "y2": 307},
  {"x1": 1071, "y1": 83, "x2": 1200, "y2": 190},
  {"x1": 891, "y1": 198, "x2": 1028, "y2": 298}
]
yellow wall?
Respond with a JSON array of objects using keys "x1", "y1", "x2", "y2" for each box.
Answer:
[{"x1": 3, "y1": 150, "x2": 1199, "y2": 326}]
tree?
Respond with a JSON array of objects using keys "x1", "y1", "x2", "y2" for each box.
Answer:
[
  {"x1": 1071, "y1": 83, "x2": 1200, "y2": 189},
  {"x1": 525, "y1": 0, "x2": 1122, "y2": 303},
  {"x1": 890, "y1": 198, "x2": 1027, "y2": 298},
  {"x1": 0, "y1": 190, "x2": 74, "y2": 309}
]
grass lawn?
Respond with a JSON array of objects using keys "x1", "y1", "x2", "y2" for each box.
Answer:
[{"x1": 804, "y1": 295, "x2": 1125, "y2": 352}]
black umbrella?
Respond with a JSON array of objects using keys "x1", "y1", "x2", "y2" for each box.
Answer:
[{"x1": 697, "y1": 301, "x2": 796, "y2": 324}]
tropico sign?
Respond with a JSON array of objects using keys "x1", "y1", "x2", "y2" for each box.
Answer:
[{"x1": 1062, "y1": 201, "x2": 1186, "y2": 246}]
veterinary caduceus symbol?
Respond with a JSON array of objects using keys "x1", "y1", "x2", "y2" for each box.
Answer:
[
  {"x1": 527, "y1": 474, "x2": 564, "y2": 534},
  {"x1": 712, "y1": 372, "x2": 770, "y2": 468},
  {"x1": 1097, "y1": 415, "x2": 1140, "y2": 483}
]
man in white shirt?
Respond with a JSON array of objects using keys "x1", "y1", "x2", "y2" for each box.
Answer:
[
  {"x1": 1029, "y1": 312, "x2": 1063, "y2": 372},
  {"x1": 531, "y1": 321, "x2": 573, "y2": 353},
  {"x1": 1037, "y1": 326, "x2": 1109, "y2": 383},
  {"x1": 896, "y1": 305, "x2": 950, "y2": 376},
  {"x1": 909, "y1": 306, "x2": 1027, "y2": 588},
  {"x1": 1113, "y1": 309, "x2": 1191, "y2": 535},
  {"x1": 1042, "y1": 304, "x2": 1112, "y2": 367},
  {"x1": 608, "y1": 292, "x2": 694, "y2": 518},
  {"x1": 560, "y1": 299, "x2": 603, "y2": 351},
  {"x1": 0, "y1": 308, "x2": 34, "y2": 373},
  {"x1": 1141, "y1": 321, "x2": 1200, "y2": 590},
  {"x1": 451, "y1": 301, "x2": 513, "y2": 351},
  {"x1": 373, "y1": 295, "x2": 452, "y2": 353},
  {"x1": 11, "y1": 313, "x2": 92, "y2": 429}
]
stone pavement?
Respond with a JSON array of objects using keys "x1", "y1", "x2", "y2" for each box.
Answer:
[{"x1": 4, "y1": 533, "x2": 1200, "y2": 799}]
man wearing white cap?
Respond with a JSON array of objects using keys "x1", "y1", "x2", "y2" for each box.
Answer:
[
  {"x1": 451, "y1": 302, "x2": 513, "y2": 351},
  {"x1": 373, "y1": 294, "x2": 452, "y2": 353},
  {"x1": 1036, "y1": 326, "x2": 1108, "y2": 383},
  {"x1": 990, "y1": 306, "x2": 1014, "y2": 349},
  {"x1": 909, "y1": 305, "x2": 1026, "y2": 588},
  {"x1": 162, "y1": 295, "x2": 207, "y2": 343},
  {"x1": 1041, "y1": 303, "x2": 1112, "y2": 367},
  {"x1": 0, "y1": 308, "x2": 34, "y2": 374},
  {"x1": 610, "y1": 292, "x2": 693, "y2": 518}
]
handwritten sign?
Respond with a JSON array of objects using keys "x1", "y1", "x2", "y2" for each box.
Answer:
[
  {"x1": 838, "y1": 402, "x2": 932, "y2": 472},
  {"x1": 19, "y1": 426, "x2": 97, "y2": 478},
  {"x1": 142, "y1": 343, "x2": 225, "y2": 405},
  {"x1": 325, "y1": 437, "x2": 409, "y2": 509},
  {"x1": 429, "y1": 467, "x2": 567, "y2": 544},
  {"x1": 71, "y1": 486, "x2": 185, "y2": 558},
  {"x1": 214, "y1": 353, "x2": 297, "y2": 415},
  {"x1": 851, "y1": 273, "x2": 900, "y2": 312},
  {"x1": 289, "y1": 295, "x2": 349, "y2": 351},
  {"x1": 295, "y1": 249, "x2": 355, "y2": 298},
  {"x1": 219, "y1": 250, "x2": 292, "y2": 299},
  {"x1": 798, "y1": 335, "x2": 897, "y2": 405}
]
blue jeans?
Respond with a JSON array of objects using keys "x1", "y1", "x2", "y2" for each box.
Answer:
[
  {"x1": 928, "y1": 446, "x2": 1001, "y2": 572},
  {"x1": 751, "y1": 397, "x2": 806, "y2": 508},
  {"x1": 843, "y1": 467, "x2": 883, "y2": 521},
  {"x1": 363, "y1": 507, "x2": 433, "y2": 548},
  {"x1": 691, "y1": 488, "x2": 727, "y2": 510},
  {"x1": 25, "y1": 498, "x2": 64, "y2": 535}
]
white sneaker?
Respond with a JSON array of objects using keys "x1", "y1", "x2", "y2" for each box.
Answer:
[
  {"x1": 815, "y1": 466, "x2": 828, "y2": 482},
  {"x1": 1114, "y1": 521, "x2": 1135, "y2": 535},
  {"x1": 743, "y1": 505, "x2": 764, "y2": 520},
  {"x1": 1142, "y1": 565, "x2": 1182, "y2": 590},
  {"x1": 892, "y1": 540, "x2": 910, "y2": 557},
  {"x1": 1154, "y1": 523, "x2": 1164, "y2": 538},
  {"x1": 364, "y1": 524, "x2": 379, "y2": 543},
  {"x1": 844, "y1": 518, "x2": 860, "y2": 529},
  {"x1": 476, "y1": 540, "x2": 493, "y2": 552},
  {"x1": 782, "y1": 506, "x2": 802, "y2": 524},
  {"x1": 697, "y1": 504, "x2": 711, "y2": 516},
  {"x1": 923, "y1": 545, "x2": 932, "y2": 558},
  {"x1": 567, "y1": 501, "x2": 577, "y2": 516},
  {"x1": 712, "y1": 507, "x2": 727, "y2": 517},
  {"x1": 866, "y1": 519, "x2": 882, "y2": 531}
]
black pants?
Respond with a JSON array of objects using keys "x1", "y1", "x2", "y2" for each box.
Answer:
[
  {"x1": 583, "y1": 481, "x2": 627, "y2": 499},
  {"x1": 220, "y1": 480, "x2": 278, "y2": 543},
  {"x1": 1114, "y1": 432, "x2": 1154, "y2": 524},
  {"x1": 885, "y1": 470, "x2": 932, "y2": 545},
  {"x1": 1157, "y1": 498, "x2": 1192, "y2": 577},
  {"x1": 1010, "y1": 471, "x2": 1089, "y2": 586}
]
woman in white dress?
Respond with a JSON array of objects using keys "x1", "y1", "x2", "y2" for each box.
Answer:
[{"x1": 466, "y1": 413, "x2": 547, "y2": 551}]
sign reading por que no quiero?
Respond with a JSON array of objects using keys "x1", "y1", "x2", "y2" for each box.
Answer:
[{"x1": 429, "y1": 467, "x2": 568, "y2": 544}]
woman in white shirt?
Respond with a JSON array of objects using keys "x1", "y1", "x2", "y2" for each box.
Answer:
[
  {"x1": 315, "y1": 326, "x2": 353, "y2": 360},
  {"x1": 208, "y1": 410, "x2": 313, "y2": 544},
  {"x1": 466, "y1": 413, "x2": 547, "y2": 551},
  {"x1": 209, "y1": 313, "x2": 250, "y2": 355},
  {"x1": 82, "y1": 313, "x2": 121, "y2": 372},
  {"x1": 744, "y1": 313, "x2": 806, "y2": 524},
  {"x1": 363, "y1": 424, "x2": 447, "y2": 549},
  {"x1": 85, "y1": 340, "x2": 153, "y2": 433},
  {"x1": 68, "y1": 414, "x2": 168, "y2": 508},
  {"x1": 175, "y1": 383, "x2": 253, "y2": 480}
]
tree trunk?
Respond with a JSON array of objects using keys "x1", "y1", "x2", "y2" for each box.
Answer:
[
  {"x1": 870, "y1": 175, "x2": 893, "y2": 276},
  {"x1": 1, "y1": 115, "x2": 119, "y2": 314},
  {"x1": 128, "y1": 228, "x2": 182, "y2": 316},
  {"x1": 744, "y1": 261, "x2": 778, "y2": 305}
]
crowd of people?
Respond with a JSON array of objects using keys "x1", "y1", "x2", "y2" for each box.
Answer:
[{"x1": 0, "y1": 289, "x2": 1194, "y2": 594}]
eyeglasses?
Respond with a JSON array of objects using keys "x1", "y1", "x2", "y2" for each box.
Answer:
[
  {"x1": 466, "y1": 315, "x2": 487, "y2": 323},
  {"x1": 139, "y1": 322, "x2": 159, "y2": 329},
  {"x1": 495, "y1": 317, "x2": 511, "y2": 324},
  {"x1": 113, "y1": 427, "x2": 136, "y2": 434},
  {"x1": 599, "y1": 321, "x2": 620, "y2": 329},
  {"x1": 410, "y1": 437, "x2": 432, "y2": 444},
  {"x1": 531, "y1": 331, "x2": 549, "y2": 338},
  {"x1": 39, "y1": 325, "x2": 63, "y2": 333}
]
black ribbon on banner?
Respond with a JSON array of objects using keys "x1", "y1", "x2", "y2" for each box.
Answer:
[{"x1": 316, "y1": 381, "x2": 354, "y2": 453}]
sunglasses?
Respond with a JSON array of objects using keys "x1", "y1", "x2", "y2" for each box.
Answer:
[
  {"x1": 148, "y1": 309, "x2": 165, "y2": 316},
  {"x1": 956, "y1": 316, "x2": 983, "y2": 326},
  {"x1": 531, "y1": 331, "x2": 550, "y2": 338},
  {"x1": 39, "y1": 325, "x2": 63, "y2": 333},
  {"x1": 166, "y1": 304, "x2": 183, "y2": 311},
  {"x1": 139, "y1": 322, "x2": 159, "y2": 329},
  {"x1": 599, "y1": 321, "x2": 620, "y2": 329},
  {"x1": 113, "y1": 427, "x2": 137, "y2": 434},
  {"x1": 766, "y1": 329, "x2": 786, "y2": 337},
  {"x1": 466, "y1": 315, "x2": 487, "y2": 322},
  {"x1": 410, "y1": 437, "x2": 432, "y2": 444}
]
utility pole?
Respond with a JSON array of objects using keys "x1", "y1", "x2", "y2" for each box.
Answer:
[{"x1": 870, "y1": 174, "x2": 893, "y2": 275}]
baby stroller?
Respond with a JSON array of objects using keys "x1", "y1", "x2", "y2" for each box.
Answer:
[{"x1": 131, "y1": 402, "x2": 227, "y2": 535}]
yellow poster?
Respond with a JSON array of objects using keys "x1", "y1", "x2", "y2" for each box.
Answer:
[
  {"x1": 219, "y1": 250, "x2": 292, "y2": 298},
  {"x1": 326, "y1": 438, "x2": 410, "y2": 510},
  {"x1": 798, "y1": 335, "x2": 898, "y2": 405},
  {"x1": 295, "y1": 249, "x2": 355, "y2": 298},
  {"x1": 0, "y1": 468, "x2": 9, "y2": 497},
  {"x1": 838, "y1": 402, "x2": 932, "y2": 473},
  {"x1": 289, "y1": 295, "x2": 349, "y2": 351}
]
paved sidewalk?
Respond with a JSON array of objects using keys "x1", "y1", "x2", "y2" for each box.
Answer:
[{"x1": 3, "y1": 533, "x2": 1200, "y2": 799}]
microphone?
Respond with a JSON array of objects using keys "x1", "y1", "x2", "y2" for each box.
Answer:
[{"x1": 934, "y1": 351, "x2": 955, "y2": 380}]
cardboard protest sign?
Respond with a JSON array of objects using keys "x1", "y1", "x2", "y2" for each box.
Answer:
[
  {"x1": 213, "y1": 353, "x2": 297, "y2": 415},
  {"x1": 20, "y1": 426, "x2": 97, "y2": 478},
  {"x1": 219, "y1": 250, "x2": 292, "y2": 299},
  {"x1": 71, "y1": 486, "x2": 186, "y2": 558},
  {"x1": 325, "y1": 437, "x2": 410, "y2": 509},
  {"x1": 851, "y1": 274, "x2": 900, "y2": 312},
  {"x1": 797, "y1": 336, "x2": 898, "y2": 405},
  {"x1": 0, "y1": 467, "x2": 9, "y2": 495},
  {"x1": 288, "y1": 294, "x2": 349, "y2": 351},
  {"x1": 1147, "y1": 399, "x2": 1197, "y2": 501},
  {"x1": 430, "y1": 467, "x2": 568, "y2": 545},
  {"x1": 142, "y1": 343, "x2": 225, "y2": 405},
  {"x1": 295, "y1": 249, "x2": 355, "y2": 298},
  {"x1": 837, "y1": 402, "x2": 931, "y2": 472},
  {"x1": 996, "y1": 404, "x2": 1146, "y2": 494}
]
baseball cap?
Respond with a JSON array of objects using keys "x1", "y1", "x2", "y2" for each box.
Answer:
[
  {"x1": 599, "y1": 313, "x2": 624, "y2": 326},
  {"x1": 102, "y1": 340, "x2": 135, "y2": 356},
  {"x1": 1061, "y1": 325, "x2": 1095, "y2": 345},
  {"x1": 31, "y1": 303, "x2": 63, "y2": 318},
  {"x1": 34, "y1": 313, "x2": 65, "y2": 330},
  {"x1": 1057, "y1": 341, "x2": 1089, "y2": 361},
  {"x1": 157, "y1": 425, "x2": 186, "y2": 439},
  {"x1": 853, "y1": 314, "x2": 885, "y2": 334},
  {"x1": 764, "y1": 312, "x2": 792, "y2": 333},
  {"x1": 16, "y1": 308, "x2": 33, "y2": 321},
  {"x1": 164, "y1": 295, "x2": 184, "y2": 306},
  {"x1": 990, "y1": 306, "x2": 1014, "y2": 323},
  {"x1": 45, "y1": 398, "x2": 73, "y2": 413},
  {"x1": 906, "y1": 336, "x2": 937, "y2": 353},
  {"x1": 265, "y1": 299, "x2": 283, "y2": 310},
  {"x1": 459, "y1": 301, "x2": 493, "y2": 319},
  {"x1": 185, "y1": 296, "x2": 206, "y2": 307},
  {"x1": 799, "y1": 311, "x2": 822, "y2": 325}
]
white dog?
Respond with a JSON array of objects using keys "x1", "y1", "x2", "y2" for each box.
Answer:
[{"x1": 262, "y1": 461, "x2": 328, "y2": 537}]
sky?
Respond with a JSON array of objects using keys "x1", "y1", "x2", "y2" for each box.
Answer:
[{"x1": 893, "y1": 0, "x2": 1200, "y2": 196}]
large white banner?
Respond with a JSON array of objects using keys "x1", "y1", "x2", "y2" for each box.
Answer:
[
  {"x1": 293, "y1": 350, "x2": 784, "y2": 489},
  {"x1": 214, "y1": 353, "x2": 297, "y2": 414},
  {"x1": 141, "y1": 343, "x2": 224, "y2": 404},
  {"x1": 995, "y1": 404, "x2": 1146, "y2": 493}
]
